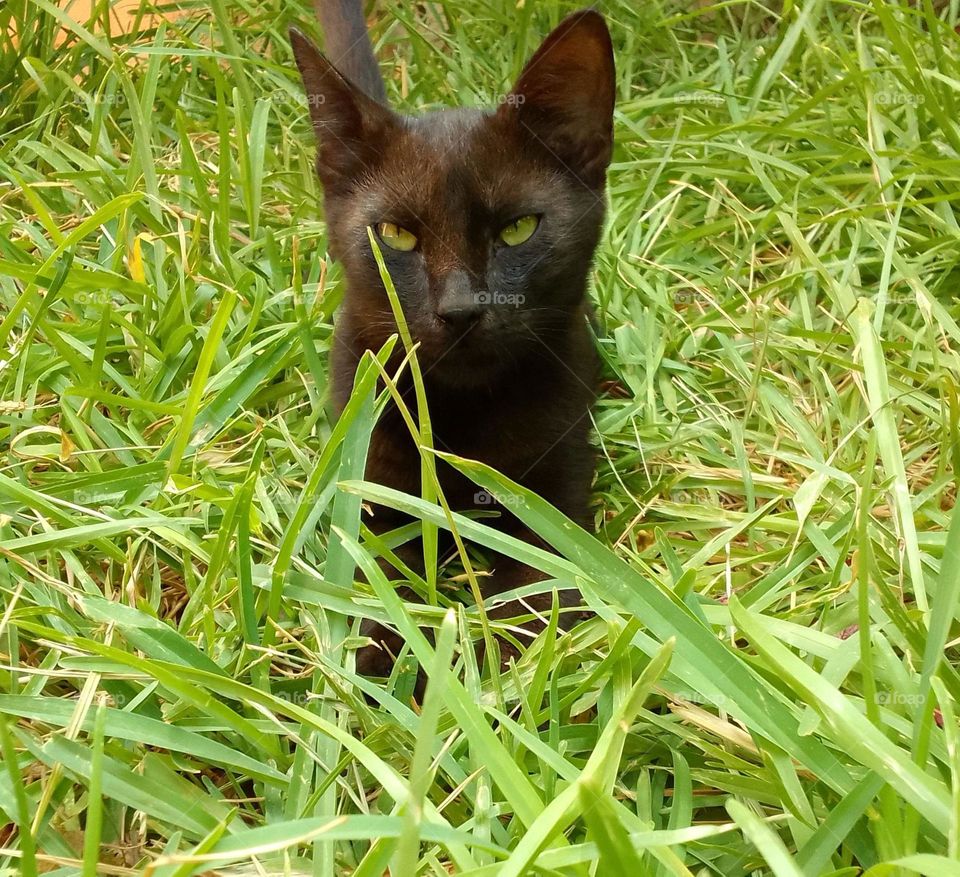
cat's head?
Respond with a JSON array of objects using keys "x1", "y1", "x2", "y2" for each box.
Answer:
[{"x1": 291, "y1": 10, "x2": 615, "y2": 388}]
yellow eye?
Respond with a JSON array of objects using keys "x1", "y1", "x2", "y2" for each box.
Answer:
[
  {"x1": 499, "y1": 214, "x2": 539, "y2": 246},
  {"x1": 376, "y1": 222, "x2": 417, "y2": 251}
]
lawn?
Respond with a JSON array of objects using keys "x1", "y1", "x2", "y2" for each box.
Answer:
[{"x1": 1, "y1": 0, "x2": 960, "y2": 874}]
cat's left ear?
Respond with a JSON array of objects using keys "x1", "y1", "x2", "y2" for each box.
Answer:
[{"x1": 501, "y1": 10, "x2": 615, "y2": 189}]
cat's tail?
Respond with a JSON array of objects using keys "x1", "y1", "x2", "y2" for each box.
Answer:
[{"x1": 313, "y1": 0, "x2": 387, "y2": 103}]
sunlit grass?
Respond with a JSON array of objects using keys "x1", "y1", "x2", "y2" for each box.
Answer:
[{"x1": 1, "y1": 0, "x2": 960, "y2": 874}]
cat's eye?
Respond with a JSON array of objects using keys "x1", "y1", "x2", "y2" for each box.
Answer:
[
  {"x1": 377, "y1": 222, "x2": 418, "y2": 252},
  {"x1": 499, "y1": 214, "x2": 540, "y2": 247}
]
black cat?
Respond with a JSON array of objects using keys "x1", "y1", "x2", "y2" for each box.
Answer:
[{"x1": 291, "y1": 3, "x2": 615, "y2": 679}]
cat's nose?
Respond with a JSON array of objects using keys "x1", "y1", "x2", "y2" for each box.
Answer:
[
  {"x1": 436, "y1": 299, "x2": 484, "y2": 328},
  {"x1": 435, "y1": 269, "x2": 484, "y2": 328}
]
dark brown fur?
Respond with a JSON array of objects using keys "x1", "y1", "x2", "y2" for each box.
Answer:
[{"x1": 291, "y1": 7, "x2": 615, "y2": 678}]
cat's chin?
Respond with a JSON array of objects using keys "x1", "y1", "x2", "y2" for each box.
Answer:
[
  {"x1": 408, "y1": 323, "x2": 507, "y2": 389},
  {"x1": 420, "y1": 345, "x2": 514, "y2": 389},
  {"x1": 423, "y1": 359, "x2": 510, "y2": 389}
]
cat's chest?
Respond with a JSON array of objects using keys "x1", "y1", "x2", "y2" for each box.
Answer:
[
  {"x1": 365, "y1": 385, "x2": 558, "y2": 488},
  {"x1": 378, "y1": 392, "x2": 539, "y2": 466}
]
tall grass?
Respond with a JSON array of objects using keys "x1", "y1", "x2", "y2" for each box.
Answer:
[{"x1": 1, "y1": 0, "x2": 960, "y2": 874}]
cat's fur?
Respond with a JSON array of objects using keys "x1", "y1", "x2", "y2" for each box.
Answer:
[{"x1": 291, "y1": 3, "x2": 615, "y2": 677}]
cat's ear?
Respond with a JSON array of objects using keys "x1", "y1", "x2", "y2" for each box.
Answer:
[
  {"x1": 290, "y1": 28, "x2": 397, "y2": 190},
  {"x1": 501, "y1": 10, "x2": 615, "y2": 188}
]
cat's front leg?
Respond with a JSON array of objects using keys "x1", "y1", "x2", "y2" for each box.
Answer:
[{"x1": 354, "y1": 533, "x2": 426, "y2": 680}]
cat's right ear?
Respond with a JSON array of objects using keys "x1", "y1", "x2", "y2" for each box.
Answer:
[{"x1": 290, "y1": 28, "x2": 396, "y2": 190}]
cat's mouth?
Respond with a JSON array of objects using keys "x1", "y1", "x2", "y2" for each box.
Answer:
[
  {"x1": 427, "y1": 309, "x2": 492, "y2": 349},
  {"x1": 417, "y1": 318, "x2": 512, "y2": 386}
]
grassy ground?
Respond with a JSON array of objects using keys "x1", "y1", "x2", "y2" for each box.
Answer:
[{"x1": 1, "y1": 0, "x2": 960, "y2": 873}]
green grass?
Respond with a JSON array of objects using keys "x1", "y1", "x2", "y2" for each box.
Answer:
[{"x1": 1, "y1": 0, "x2": 960, "y2": 873}]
